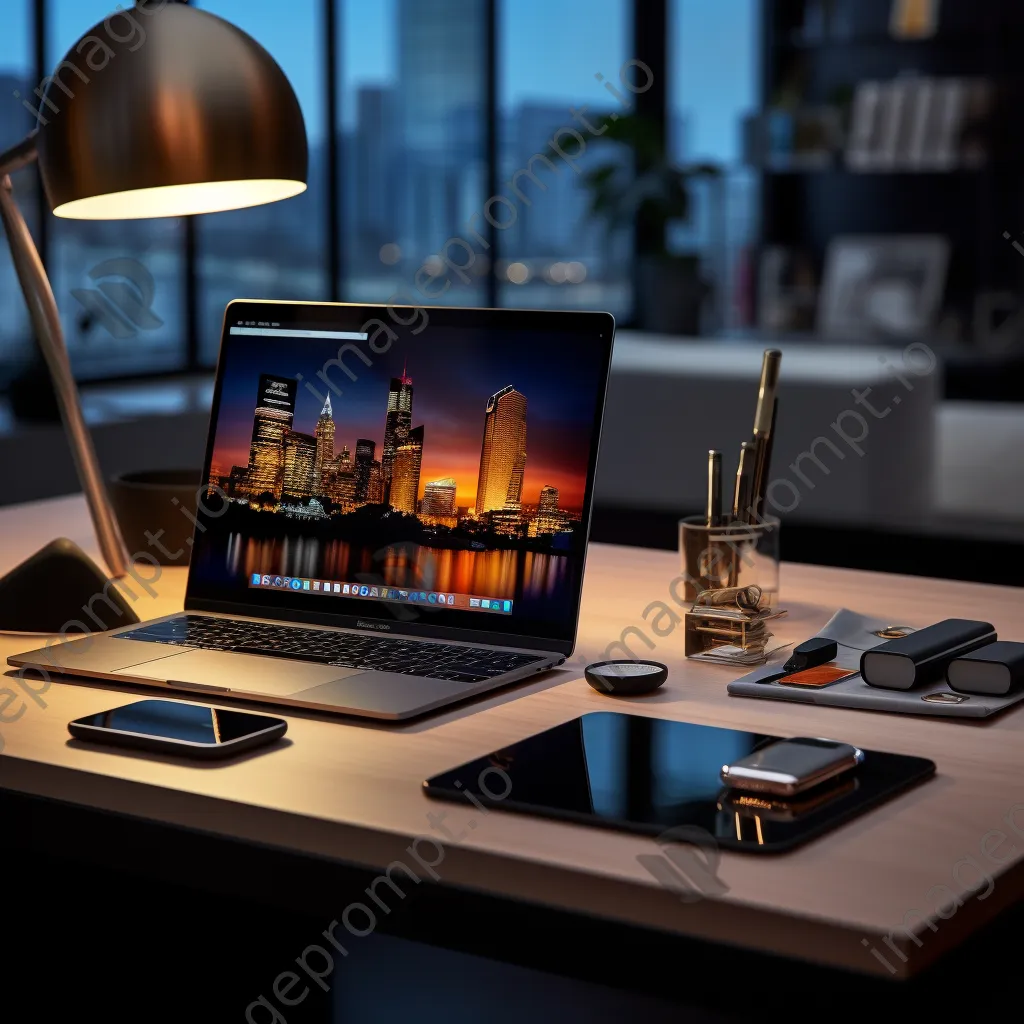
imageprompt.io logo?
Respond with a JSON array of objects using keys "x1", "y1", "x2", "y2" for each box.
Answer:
[
  {"x1": 72, "y1": 257, "x2": 164, "y2": 340},
  {"x1": 637, "y1": 826, "x2": 729, "y2": 904}
]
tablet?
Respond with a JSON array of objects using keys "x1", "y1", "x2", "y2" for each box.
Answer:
[{"x1": 423, "y1": 712, "x2": 934, "y2": 853}]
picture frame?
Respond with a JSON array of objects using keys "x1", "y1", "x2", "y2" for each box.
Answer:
[{"x1": 817, "y1": 235, "x2": 950, "y2": 340}]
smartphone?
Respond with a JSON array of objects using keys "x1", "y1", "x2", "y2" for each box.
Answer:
[
  {"x1": 720, "y1": 737, "x2": 864, "y2": 796},
  {"x1": 68, "y1": 699, "x2": 287, "y2": 760}
]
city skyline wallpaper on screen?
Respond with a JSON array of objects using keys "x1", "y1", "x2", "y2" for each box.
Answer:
[
  {"x1": 209, "y1": 333, "x2": 596, "y2": 512},
  {"x1": 193, "y1": 327, "x2": 606, "y2": 624}
]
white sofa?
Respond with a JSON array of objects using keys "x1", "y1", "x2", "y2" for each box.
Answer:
[{"x1": 596, "y1": 333, "x2": 939, "y2": 528}]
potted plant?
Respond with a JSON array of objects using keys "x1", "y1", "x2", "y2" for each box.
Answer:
[{"x1": 578, "y1": 114, "x2": 721, "y2": 334}]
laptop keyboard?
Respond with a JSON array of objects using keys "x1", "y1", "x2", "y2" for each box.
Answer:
[{"x1": 115, "y1": 615, "x2": 545, "y2": 684}]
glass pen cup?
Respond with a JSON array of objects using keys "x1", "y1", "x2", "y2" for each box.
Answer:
[{"x1": 678, "y1": 515, "x2": 780, "y2": 608}]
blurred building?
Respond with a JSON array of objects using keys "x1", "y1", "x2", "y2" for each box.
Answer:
[
  {"x1": 396, "y1": 0, "x2": 484, "y2": 257},
  {"x1": 503, "y1": 104, "x2": 591, "y2": 259},
  {"x1": 352, "y1": 86, "x2": 400, "y2": 263}
]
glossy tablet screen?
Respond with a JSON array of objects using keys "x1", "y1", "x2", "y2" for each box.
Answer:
[{"x1": 423, "y1": 712, "x2": 934, "y2": 853}]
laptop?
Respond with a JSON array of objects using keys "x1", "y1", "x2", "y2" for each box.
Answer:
[{"x1": 11, "y1": 300, "x2": 615, "y2": 720}]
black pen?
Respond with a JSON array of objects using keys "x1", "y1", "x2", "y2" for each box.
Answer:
[
  {"x1": 732, "y1": 440, "x2": 756, "y2": 522},
  {"x1": 706, "y1": 450, "x2": 722, "y2": 527}
]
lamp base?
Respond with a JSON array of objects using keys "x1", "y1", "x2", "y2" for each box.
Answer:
[{"x1": 0, "y1": 538, "x2": 139, "y2": 634}]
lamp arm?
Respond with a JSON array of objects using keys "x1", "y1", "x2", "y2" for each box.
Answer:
[
  {"x1": 0, "y1": 132, "x2": 39, "y2": 176},
  {"x1": 0, "y1": 138, "x2": 130, "y2": 578}
]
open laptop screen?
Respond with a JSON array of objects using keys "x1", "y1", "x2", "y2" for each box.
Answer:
[{"x1": 186, "y1": 301, "x2": 614, "y2": 652}]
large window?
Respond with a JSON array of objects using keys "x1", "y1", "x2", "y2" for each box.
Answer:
[
  {"x1": 498, "y1": 0, "x2": 631, "y2": 316},
  {"x1": 0, "y1": 0, "x2": 765, "y2": 397},
  {"x1": 195, "y1": 0, "x2": 329, "y2": 362},
  {"x1": 670, "y1": 0, "x2": 761, "y2": 332},
  {"x1": 340, "y1": 0, "x2": 487, "y2": 307},
  {"x1": 47, "y1": 0, "x2": 188, "y2": 379},
  {"x1": 0, "y1": 1, "x2": 34, "y2": 389}
]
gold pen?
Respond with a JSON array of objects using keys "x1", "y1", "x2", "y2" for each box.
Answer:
[{"x1": 749, "y1": 350, "x2": 782, "y2": 521}]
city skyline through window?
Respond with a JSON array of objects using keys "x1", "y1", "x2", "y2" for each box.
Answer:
[{"x1": 0, "y1": 1, "x2": 763, "y2": 390}]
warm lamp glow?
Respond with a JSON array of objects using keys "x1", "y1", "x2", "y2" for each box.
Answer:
[
  {"x1": 0, "y1": 1, "x2": 311, "y2": 582},
  {"x1": 52, "y1": 179, "x2": 307, "y2": 221}
]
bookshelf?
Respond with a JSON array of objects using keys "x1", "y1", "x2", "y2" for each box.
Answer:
[{"x1": 757, "y1": 0, "x2": 1024, "y2": 336}]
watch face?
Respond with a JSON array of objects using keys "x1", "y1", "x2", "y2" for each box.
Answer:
[{"x1": 922, "y1": 692, "x2": 969, "y2": 704}]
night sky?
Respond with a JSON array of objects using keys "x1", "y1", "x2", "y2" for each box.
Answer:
[{"x1": 209, "y1": 327, "x2": 605, "y2": 511}]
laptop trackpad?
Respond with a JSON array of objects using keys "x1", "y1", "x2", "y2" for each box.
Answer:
[{"x1": 121, "y1": 649, "x2": 362, "y2": 697}]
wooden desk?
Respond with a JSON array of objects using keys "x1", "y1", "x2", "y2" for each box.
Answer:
[{"x1": 3, "y1": 495, "x2": 1024, "y2": 989}]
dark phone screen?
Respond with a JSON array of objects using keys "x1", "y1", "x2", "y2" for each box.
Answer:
[{"x1": 73, "y1": 700, "x2": 282, "y2": 745}]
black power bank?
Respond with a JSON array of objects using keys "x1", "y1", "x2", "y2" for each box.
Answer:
[
  {"x1": 861, "y1": 619, "x2": 996, "y2": 691},
  {"x1": 947, "y1": 641, "x2": 1024, "y2": 696}
]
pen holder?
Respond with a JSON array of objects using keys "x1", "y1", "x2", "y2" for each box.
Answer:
[{"x1": 678, "y1": 516, "x2": 780, "y2": 607}]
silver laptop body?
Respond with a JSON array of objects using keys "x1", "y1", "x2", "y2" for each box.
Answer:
[{"x1": 10, "y1": 301, "x2": 614, "y2": 720}]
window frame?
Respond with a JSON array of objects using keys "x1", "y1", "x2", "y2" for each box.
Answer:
[{"x1": 13, "y1": 0, "x2": 672, "y2": 387}]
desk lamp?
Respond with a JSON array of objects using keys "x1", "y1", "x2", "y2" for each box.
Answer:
[{"x1": 0, "y1": 1, "x2": 306, "y2": 631}]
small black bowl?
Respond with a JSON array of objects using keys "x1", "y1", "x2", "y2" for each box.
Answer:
[
  {"x1": 584, "y1": 660, "x2": 669, "y2": 696},
  {"x1": 109, "y1": 469, "x2": 202, "y2": 566}
]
